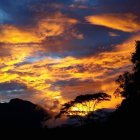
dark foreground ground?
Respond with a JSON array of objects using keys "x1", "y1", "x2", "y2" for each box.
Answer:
[{"x1": 0, "y1": 97, "x2": 140, "y2": 138}]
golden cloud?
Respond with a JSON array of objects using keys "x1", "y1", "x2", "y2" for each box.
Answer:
[
  {"x1": 0, "y1": 13, "x2": 78, "y2": 43},
  {"x1": 0, "y1": 25, "x2": 41, "y2": 43},
  {"x1": 86, "y1": 13, "x2": 140, "y2": 32},
  {"x1": 0, "y1": 31, "x2": 139, "y2": 112}
]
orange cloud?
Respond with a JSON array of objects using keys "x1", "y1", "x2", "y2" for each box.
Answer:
[
  {"x1": 0, "y1": 25, "x2": 41, "y2": 43},
  {"x1": 0, "y1": 32, "x2": 139, "y2": 113},
  {"x1": 86, "y1": 13, "x2": 140, "y2": 32},
  {"x1": 0, "y1": 13, "x2": 78, "y2": 43}
]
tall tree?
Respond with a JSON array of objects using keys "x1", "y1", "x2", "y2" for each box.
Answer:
[
  {"x1": 115, "y1": 41, "x2": 140, "y2": 98},
  {"x1": 108, "y1": 41, "x2": 140, "y2": 130}
]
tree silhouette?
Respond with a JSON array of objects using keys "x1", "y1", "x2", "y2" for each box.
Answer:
[
  {"x1": 56, "y1": 93, "x2": 111, "y2": 119},
  {"x1": 115, "y1": 41, "x2": 140, "y2": 98},
  {"x1": 108, "y1": 41, "x2": 140, "y2": 131}
]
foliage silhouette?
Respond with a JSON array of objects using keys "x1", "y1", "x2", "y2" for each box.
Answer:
[
  {"x1": 115, "y1": 41, "x2": 140, "y2": 98},
  {"x1": 108, "y1": 41, "x2": 140, "y2": 131},
  {"x1": 56, "y1": 93, "x2": 111, "y2": 119}
]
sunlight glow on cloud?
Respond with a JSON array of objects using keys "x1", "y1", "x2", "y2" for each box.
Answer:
[
  {"x1": 86, "y1": 13, "x2": 140, "y2": 32},
  {"x1": 0, "y1": 34, "x2": 139, "y2": 112},
  {"x1": 0, "y1": 13, "x2": 78, "y2": 43}
]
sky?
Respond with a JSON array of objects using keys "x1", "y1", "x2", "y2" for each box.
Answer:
[{"x1": 0, "y1": 0, "x2": 140, "y2": 114}]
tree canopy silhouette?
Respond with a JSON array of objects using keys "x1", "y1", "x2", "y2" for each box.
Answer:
[
  {"x1": 56, "y1": 92, "x2": 111, "y2": 119},
  {"x1": 108, "y1": 41, "x2": 140, "y2": 131},
  {"x1": 115, "y1": 41, "x2": 140, "y2": 98}
]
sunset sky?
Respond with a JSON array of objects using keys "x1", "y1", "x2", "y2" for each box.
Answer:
[{"x1": 0, "y1": 0, "x2": 140, "y2": 114}]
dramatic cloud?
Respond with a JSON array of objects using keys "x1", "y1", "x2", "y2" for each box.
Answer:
[
  {"x1": 0, "y1": 13, "x2": 78, "y2": 43},
  {"x1": 86, "y1": 13, "x2": 140, "y2": 32},
  {"x1": 1, "y1": 34, "x2": 139, "y2": 112}
]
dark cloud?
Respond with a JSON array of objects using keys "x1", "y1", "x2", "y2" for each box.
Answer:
[
  {"x1": 50, "y1": 78, "x2": 102, "y2": 100},
  {"x1": 0, "y1": 0, "x2": 78, "y2": 26},
  {"x1": 61, "y1": 80, "x2": 102, "y2": 99},
  {"x1": 0, "y1": 82, "x2": 36, "y2": 102},
  {"x1": 53, "y1": 78, "x2": 93, "y2": 87},
  {"x1": 1, "y1": 0, "x2": 140, "y2": 26},
  {"x1": 0, "y1": 82, "x2": 26, "y2": 91},
  {"x1": 39, "y1": 23, "x2": 130, "y2": 58}
]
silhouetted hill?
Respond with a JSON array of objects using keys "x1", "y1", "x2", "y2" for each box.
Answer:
[{"x1": 0, "y1": 98, "x2": 50, "y2": 129}]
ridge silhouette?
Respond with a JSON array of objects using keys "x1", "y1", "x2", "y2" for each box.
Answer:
[{"x1": 0, "y1": 98, "x2": 50, "y2": 129}]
